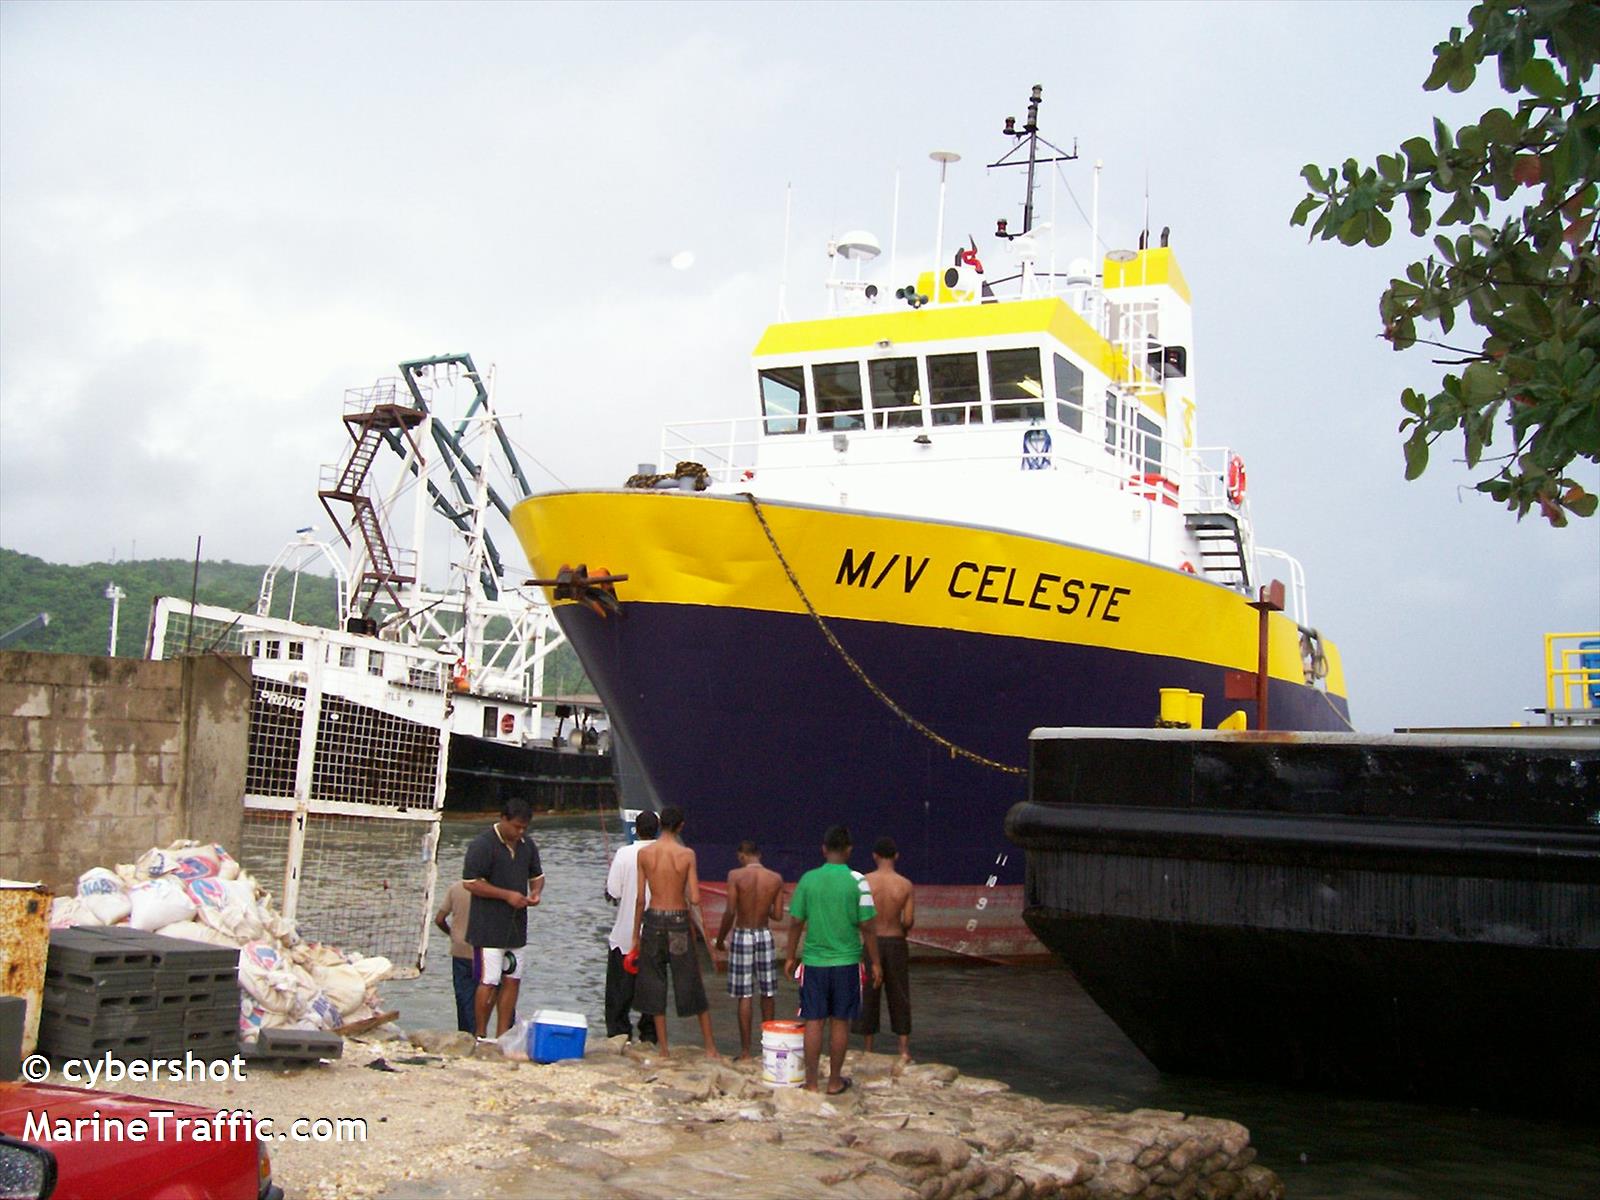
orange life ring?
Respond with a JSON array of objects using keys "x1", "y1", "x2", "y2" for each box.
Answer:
[
  {"x1": 1226, "y1": 454, "x2": 1247, "y2": 507},
  {"x1": 1180, "y1": 561, "x2": 1197, "y2": 575}
]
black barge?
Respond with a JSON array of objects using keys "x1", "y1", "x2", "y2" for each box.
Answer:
[{"x1": 1005, "y1": 729, "x2": 1600, "y2": 1117}]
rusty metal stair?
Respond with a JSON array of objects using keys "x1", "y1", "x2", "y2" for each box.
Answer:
[{"x1": 319, "y1": 403, "x2": 426, "y2": 618}]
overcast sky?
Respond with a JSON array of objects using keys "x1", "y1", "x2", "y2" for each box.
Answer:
[{"x1": 2, "y1": 0, "x2": 1595, "y2": 732}]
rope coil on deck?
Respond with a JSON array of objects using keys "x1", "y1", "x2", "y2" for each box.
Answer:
[{"x1": 741, "y1": 493, "x2": 1026, "y2": 777}]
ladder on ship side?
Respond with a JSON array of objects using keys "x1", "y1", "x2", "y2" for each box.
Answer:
[
  {"x1": 1185, "y1": 511, "x2": 1251, "y2": 590},
  {"x1": 318, "y1": 391, "x2": 428, "y2": 619}
]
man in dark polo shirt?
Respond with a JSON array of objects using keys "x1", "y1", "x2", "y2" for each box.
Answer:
[{"x1": 463, "y1": 796, "x2": 544, "y2": 1039}]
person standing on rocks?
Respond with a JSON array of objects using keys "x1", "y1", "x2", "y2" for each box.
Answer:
[
  {"x1": 630, "y1": 805, "x2": 721, "y2": 1058},
  {"x1": 713, "y1": 840, "x2": 786, "y2": 1060},
  {"x1": 852, "y1": 836, "x2": 916, "y2": 1062},
  {"x1": 463, "y1": 796, "x2": 544, "y2": 1040},
  {"x1": 785, "y1": 825, "x2": 881, "y2": 1095},
  {"x1": 432, "y1": 878, "x2": 477, "y2": 1034},
  {"x1": 604, "y1": 809, "x2": 661, "y2": 1043}
]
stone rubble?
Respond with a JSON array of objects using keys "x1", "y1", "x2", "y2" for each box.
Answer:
[
  {"x1": 385, "y1": 1032, "x2": 1283, "y2": 1200},
  {"x1": 67, "y1": 1024, "x2": 1281, "y2": 1200}
]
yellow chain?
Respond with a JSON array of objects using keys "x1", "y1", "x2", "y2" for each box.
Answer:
[{"x1": 741, "y1": 494, "x2": 1027, "y2": 776}]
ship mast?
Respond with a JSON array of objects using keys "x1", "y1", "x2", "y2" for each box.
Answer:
[{"x1": 989, "y1": 85, "x2": 1078, "y2": 242}]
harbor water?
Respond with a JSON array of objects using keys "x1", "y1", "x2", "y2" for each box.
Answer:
[{"x1": 382, "y1": 816, "x2": 1596, "y2": 1200}]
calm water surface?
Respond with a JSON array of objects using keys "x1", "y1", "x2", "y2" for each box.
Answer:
[{"x1": 383, "y1": 817, "x2": 1595, "y2": 1200}]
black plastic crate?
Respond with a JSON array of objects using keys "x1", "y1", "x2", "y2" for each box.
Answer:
[
  {"x1": 246, "y1": 1028, "x2": 343, "y2": 1061},
  {"x1": 41, "y1": 983, "x2": 159, "y2": 1018},
  {"x1": 37, "y1": 1029, "x2": 156, "y2": 1059},
  {"x1": 41, "y1": 1007, "x2": 184, "y2": 1039},
  {"x1": 46, "y1": 928, "x2": 160, "y2": 974}
]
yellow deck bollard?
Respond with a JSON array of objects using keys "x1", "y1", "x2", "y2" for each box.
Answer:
[
  {"x1": 1159, "y1": 688, "x2": 1190, "y2": 725},
  {"x1": 1218, "y1": 709, "x2": 1249, "y2": 731},
  {"x1": 1186, "y1": 691, "x2": 1205, "y2": 730}
]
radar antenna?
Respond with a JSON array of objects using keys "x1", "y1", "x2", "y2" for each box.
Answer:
[{"x1": 989, "y1": 84, "x2": 1078, "y2": 240}]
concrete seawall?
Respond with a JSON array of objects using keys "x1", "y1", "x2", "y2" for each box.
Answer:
[{"x1": 0, "y1": 650, "x2": 250, "y2": 893}]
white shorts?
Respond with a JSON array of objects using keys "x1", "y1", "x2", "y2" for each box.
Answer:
[{"x1": 476, "y1": 947, "x2": 526, "y2": 985}]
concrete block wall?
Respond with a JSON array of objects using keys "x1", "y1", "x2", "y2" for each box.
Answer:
[{"x1": 0, "y1": 651, "x2": 250, "y2": 895}]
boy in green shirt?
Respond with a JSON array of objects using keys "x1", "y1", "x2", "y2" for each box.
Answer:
[{"x1": 784, "y1": 825, "x2": 883, "y2": 1094}]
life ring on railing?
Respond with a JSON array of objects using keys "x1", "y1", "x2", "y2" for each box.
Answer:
[
  {"x1": 451, "y1": 658, "x2": 470, "y2": 692},
  {"x1": 1226, "y1": 454, "x2": 1247, "y2": 507},
  {"x1": 1180, "y1": 561, "x2": 1197, "y2": 575}
]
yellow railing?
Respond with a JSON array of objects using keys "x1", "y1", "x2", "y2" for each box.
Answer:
[{"x1": 1544, "y1": 631, "x2": 1600, "y2": 716}]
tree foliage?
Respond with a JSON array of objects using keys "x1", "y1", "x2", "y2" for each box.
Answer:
[
  {"x1": 0, "y1": 547, "x2": 592, "y2": 694},
  {"x1": 1293, "y1": 0, "x2": 1600, "y2": 525}
]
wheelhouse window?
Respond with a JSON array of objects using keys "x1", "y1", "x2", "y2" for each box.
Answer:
[
  {"x1": 1053, "y1": 354, "x2": 1085, "y2": 433},
  {"x1": 1136, "y1": 413, "x2": 1163, "y2": 475},
  {"x1": 812, "y1": 361, "x2": 865, "y2": 432},
  {"x1": 759, "y1": 366, "x2": 807, "y2": 435},
  {"x1": 367, "y1": 649, "x2": 384, "y2": 677},
  {"x1": 928, "y1": 353, "x2": 982, "y2": 426},
  {"x1": 988, "y1": 348, "x2": 1045, "y2": 423},
  {"x1": 868, "y1": 357, "x2": 923, "y2": 428}
]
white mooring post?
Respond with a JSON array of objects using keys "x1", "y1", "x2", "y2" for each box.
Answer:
[{"x1": 281, "y1": 631, "x2": 327, "y2": 922}]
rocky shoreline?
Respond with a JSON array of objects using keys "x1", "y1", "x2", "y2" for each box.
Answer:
[{"x1": 70, "y1": 1027, "x2": 1282, "y2": 1199}]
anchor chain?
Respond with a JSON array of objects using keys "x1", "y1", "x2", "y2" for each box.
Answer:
[{"x1": 741, "y1": 493, "x2": 1026, "y2": 777}]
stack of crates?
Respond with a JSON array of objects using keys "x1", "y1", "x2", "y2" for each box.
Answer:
[{"x1": 41, "y1": 927, "x2": 241, "y2": 1062}]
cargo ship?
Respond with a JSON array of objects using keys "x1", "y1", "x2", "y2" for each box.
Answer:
[{"x1": 509, "y1": 88, "x2": 1353, "y2": 958}]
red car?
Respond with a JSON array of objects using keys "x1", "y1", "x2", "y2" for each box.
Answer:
[{"x1": 0, "y1": 1081, "x2": 283, "y2": 1200}]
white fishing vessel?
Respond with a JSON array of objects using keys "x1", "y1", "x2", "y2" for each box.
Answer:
[{"x1": 149, "y1": 354, "x2": 611, "y2": 816}]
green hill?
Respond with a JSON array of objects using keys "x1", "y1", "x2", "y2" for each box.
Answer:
[{"x1": 0, "y1": 547, "x2": 590, "y2": 692}]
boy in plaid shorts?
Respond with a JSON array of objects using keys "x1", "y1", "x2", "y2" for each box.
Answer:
[{"x1": 714, "y1": 841, "x2": 786, "y2": 1060}]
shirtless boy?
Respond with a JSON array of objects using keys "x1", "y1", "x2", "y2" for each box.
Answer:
[
  {"x1": 630, "y1": 805, "x2": 721, "y2": 1058},
  {"x1": 714, "y1": 840, "x2": 785, "y2": 1060},
  {"x1": 853, "y1": 836, "x2": 916, "y2": 1061}
]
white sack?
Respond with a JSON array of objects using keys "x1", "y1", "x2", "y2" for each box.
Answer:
[
  {"x1": 155, "y1": 919, "x2": 242, "y2": 949},
  {"x1": 238, "y1": 940, "x2": 304, "y2": 1015},
  {"x1": 50, "y1": 896, "x2": 102, "y2": 928},
  {"x1": 127, "y1": 877, "x2": 197, "y2": 931},
  {"x1": 76, "y1": 867, "x2": 130, "y2": 925}
]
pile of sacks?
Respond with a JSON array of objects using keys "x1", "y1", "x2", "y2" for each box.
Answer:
[{"x1": 50, "y1": 841, "x2": 392, "y2": 1042}]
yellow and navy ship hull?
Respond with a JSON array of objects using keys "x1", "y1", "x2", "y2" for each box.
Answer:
[{"x1": 510, "y1": 489, "x2": 1351, "y2": 959}]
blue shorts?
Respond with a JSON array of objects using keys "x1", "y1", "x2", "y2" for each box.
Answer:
[{"x1": 798, "y1": 963, "x2": 862, "y2": 1021}]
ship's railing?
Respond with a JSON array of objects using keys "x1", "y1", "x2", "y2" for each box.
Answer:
[
  {"x1": 662, "y1": 413, "x2": 1254, "y2": 520},
  {"x1": 1254, "y1": 547, "x2": 1309, "y2": 627},
  {"x1": 1543, "y1": 631, "x2": 1600, "y2": 724}
]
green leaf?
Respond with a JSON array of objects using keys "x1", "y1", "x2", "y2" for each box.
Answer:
[
  {"x1": 1401, "y1": 388, "x2": 1428, "y2": 417},
  {"x1": 1338, "y1": 214, "x2": 1368, "y2": 246},
  {"x1": 1406, "y1": 189, "x2": 1433, "y2": 236},
  {"x1": 1302, "y1": 164, "x2": 1327, "y2": 191},
  {"x1": 1403, "y1": 434, "x2": 1430, "y2": 480},
  {"x1": 1291, "y1": 195, "x2": 1321, "y2": 228},
  {"x1": 1401, "y1": 136, "x2": 1437, "y2": 173},
  {"x1": 1377, "y1": 153, "x2": 1405, "y2": 184},
  {"x1": 1565, "y1": 490, "x2": 1599, "y2": 518},
  {"x1": 1367, "y1": 210, "x2": 1393, "y2": 246},
  {"x1": 1520, "y1": 57, "x2": 1566, "y2": 100}
]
